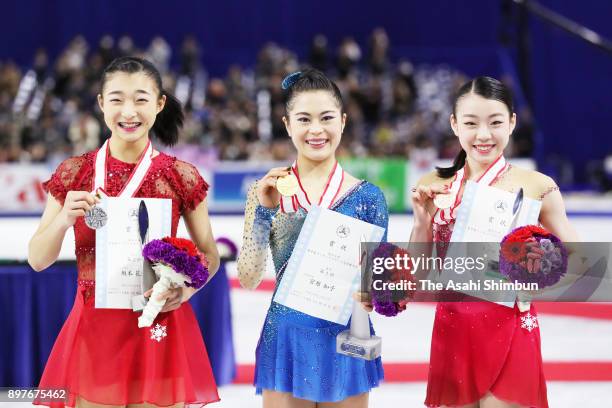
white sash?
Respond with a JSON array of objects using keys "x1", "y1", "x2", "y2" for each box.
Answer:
[
  {"x1": 280, "y1": 161, "x2": 345, "y2": 213},
  {"x1": 93, "y1": 139, "x2": 153, "y2": 197},
  {"x1": 433, "y1": 155, "x2": 507, "y2": 225}
]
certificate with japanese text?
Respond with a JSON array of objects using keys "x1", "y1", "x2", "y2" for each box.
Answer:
[
  {"x1": 443, "y1": 181, "x2": 541, "y2": 306},
  {"x1": 95, "y1": 197, "x2": 172, "y2": 309},
  {"x1": 274, "y1": 205, "x2": 385, "y2": 325},
  {"x1": 450, "y1": 181, "x2": 541, "y2": 245}
]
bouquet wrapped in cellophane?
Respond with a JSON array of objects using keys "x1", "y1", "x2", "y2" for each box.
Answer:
[{"x1": 139, "y1": 237, "x2": 209, "y2": 328}]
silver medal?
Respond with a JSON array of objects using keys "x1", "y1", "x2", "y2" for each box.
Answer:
[{"x1": 85, "y1": 205, "x2": 108, "y2": 229}]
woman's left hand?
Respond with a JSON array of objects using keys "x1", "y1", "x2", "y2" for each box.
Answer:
[
  {"x1": 144, "y1": 287, "x2": 186, "y2": 312},
  {"x1": 520, "y1": 238, "x2": 545, "y2": 274},
  {"x1": 353, "y1": 291, "x2": 373, "y2": 313}
]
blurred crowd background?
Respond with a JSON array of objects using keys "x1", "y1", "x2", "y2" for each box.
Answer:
[
  {"x1": 0, "y1": 30, "x2": 536, "y2": 168},
  {"x1": 1, "y1": 0, "x2": 611, "y2": 193}
]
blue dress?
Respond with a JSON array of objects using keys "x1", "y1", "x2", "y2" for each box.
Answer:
[{"x1": 237, "y1": 180, "x2": 388, "y2": 402}]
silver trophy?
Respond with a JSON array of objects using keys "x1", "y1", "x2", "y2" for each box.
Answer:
[
  {"x1": 132, "y1": 200, "x2": 157, "y2": 312},
  {"x1": 336, "y1": 236, "x2": 382, "y2": 360},
  {"x1": 488, "y1": 187, "x2": 524, "y2": 271}
]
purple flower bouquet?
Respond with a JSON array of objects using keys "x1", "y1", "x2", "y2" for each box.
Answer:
[{"x1": 138, "y1": 237, "x2": 209, "y2": 327}]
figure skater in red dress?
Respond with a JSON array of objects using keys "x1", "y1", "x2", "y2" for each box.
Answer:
[
  {"x1": 28, "y1": 56, "x2": 220, "y2": 408},
  {"x1": 409, "y1": 77, "x2": 580, "y2": 408}
]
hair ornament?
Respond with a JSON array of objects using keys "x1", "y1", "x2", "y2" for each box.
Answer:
[{"x1": 281, "y1": 71, "x2": 302, "y2": 90}]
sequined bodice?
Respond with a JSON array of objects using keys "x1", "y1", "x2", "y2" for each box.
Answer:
[
  {"x1": 44, "y1": 150, "x2": 208, "y2": 283},
  {"x1": 433, "y1": 222, "x2": 454, "y2": 257},
  {"x1": 237, "y1": 180, "x2": 389, "y2": 289}
]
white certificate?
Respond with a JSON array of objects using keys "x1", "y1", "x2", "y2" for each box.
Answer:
[
  {"x1": 274, "y1": 205, "x2": 385, "y2": 325},
  {"x1": 450, "y1": 181, "x2": 541, "y2": 245},
  {"x1": 443, "y1": 181, "x2": 541, "y2": 306},
  {"x1": 95, "y1": 197, "x2": 172, "y2": 309}
]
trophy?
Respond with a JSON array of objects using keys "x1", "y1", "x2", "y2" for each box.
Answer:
[
  {"x1": 336, "y1": 237, "x2": 382, "y2": 360},
  {"x1": 132, "y1": 200, "x2": 157, "y2": 312},
  {"x1": 487, "y1": 187, "x2": 524, "y2": 271},
  {"x1": 336, "y1": 299, "x2": 382, "y2": 360}
]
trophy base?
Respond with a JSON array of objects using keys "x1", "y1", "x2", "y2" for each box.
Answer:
[{"x1": 336, "y1": 330, "x2": 382, "y2": 360}]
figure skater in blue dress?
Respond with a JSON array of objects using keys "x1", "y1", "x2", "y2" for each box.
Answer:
[{"x1": 237, "y1": 69, "x2": 388, "y2": 407}]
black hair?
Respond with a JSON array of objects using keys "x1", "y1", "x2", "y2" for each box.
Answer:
[
  {"x1": 100, "y1": 56, "x2": 183, "y2": 146},
  {"x1": 283, "y1": 68, "x2": 344, "y2": 115},
  {"x1": 436, "y1": 76, "x2": 514, "y2": 178}
]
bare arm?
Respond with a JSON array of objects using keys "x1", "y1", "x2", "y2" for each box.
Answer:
[
  {"x1": 409, "y1": 176, "x2": 449, "y2": 244},
  {"x1": 144, "y1": 198, "x2": 221, "y2": 311},
  {"x1": 409, "y1": 180, "x2": 449, "y2": 279},
  {"x1": 539, "y1": 188, "x2": 579, "y2": 242},
  {"x1": 183, "y1": 197, "x2": 220, "y2": 278},
  {"x1": 151, "y1": 160, "x2": 221, "y2": 310},
  {"x1": 28, "y1": 191, "x2": 96, "y2": 271},
  {"x1": 178, "y1": 197, "x2": 220, "y2": 303},
  {"x1": 538, "y1": 186, "x2": 587, "y2": 289}
]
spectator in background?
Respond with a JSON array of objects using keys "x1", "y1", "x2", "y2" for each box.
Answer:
[
  {"x1": 336, "y1": 36, "x2": 361, "y2": 79},
  {"x1": 97, "y1": 35, "x2": 116, "y2": 66},
  {"x1": 368, "y1": 27, "x2": 390, "y2": 75},
  {"x1": 68, "y1": 110, "x2": 100, "y2": 156},
  {"x1": 180, "y1": 35, "x2": 200, "y2": 77},
  {"x1": 117, "y1": 35, "x2": 136, "y2": 57},
  {"x1": 147, "y1": 36, "x2": 172, "y2": 75},
  {"x1": 512, "y1": 106, "x2": 535, "y2": 157},
  {"x1": 33, "y1": 49, "x2": 49, "y2": 81},
  {"x1": 309, "y1": 34, "x2": 329, "y2": 72}
]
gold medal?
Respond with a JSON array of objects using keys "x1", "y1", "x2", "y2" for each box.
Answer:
[
  {"x1": 433, "y1": 192, "x2": 455, "y2": 209},
  {"x1": 276, "y1": 173, "x2": 299, "y2": 196}
]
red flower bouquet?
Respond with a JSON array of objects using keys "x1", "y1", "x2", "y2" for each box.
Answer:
[{"x1": 499, "y1": 225, "x2": 568, "y2": 288}]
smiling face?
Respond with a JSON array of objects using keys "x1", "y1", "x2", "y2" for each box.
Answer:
[
  {"x1": 283, "y1": 90, "x2": 346, "y2": 163},
  {"x1": 451, "y1": 92, "x2": 516, "y2": 166},
  {"x1": 97, "y1": 71, "x2": 166, "y2": 144}
]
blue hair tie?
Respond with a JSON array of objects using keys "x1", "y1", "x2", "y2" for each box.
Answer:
[{"x1": 281, "y1": 71, "x2": 302, "y2": 90}]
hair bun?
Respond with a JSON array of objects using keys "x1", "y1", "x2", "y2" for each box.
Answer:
[{"x1": 281, "y1": 71, "x2": 302, "y2": 90}]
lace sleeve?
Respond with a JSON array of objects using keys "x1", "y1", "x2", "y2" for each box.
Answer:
[
  {"x1": 42, "y1": 156, "x2": 87, "y2": 205},
  {"x1": 237, "y1": 182, "x2": 278, "y2": 289},
  {"x1": 367, "y1": 184, "x2": 389, "y2": 242},
  {"x1": 172, "y1": 160, "x2": 209, "y2": 213}
]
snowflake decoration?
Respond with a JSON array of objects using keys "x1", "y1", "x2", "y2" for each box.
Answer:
[
  {"x1": 150, "y1": 323, "x2": 167, "y2": 342},
  {"x1": 520, "y1": 312, "x2": 538, "y2": 332}
]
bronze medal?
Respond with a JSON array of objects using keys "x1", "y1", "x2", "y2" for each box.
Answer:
[{"x1": 433, "y1": 192, "x2": 455, "y2": 209}]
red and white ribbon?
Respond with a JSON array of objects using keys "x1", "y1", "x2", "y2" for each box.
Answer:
[
  {"x1": 433, "y1": 155, "x2": 507, "y2": 225},
  {"x1": 93, "y1": 139, "x2": 153, "y2": 198},
  {"x1": 280, "y1": 161, "x2": 345, "y2": 213}
]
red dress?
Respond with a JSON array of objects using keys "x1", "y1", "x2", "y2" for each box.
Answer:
[
  {"x1": 36, "y1": 151, "x2": 220, "y2": 407},
  {"x1": 425, "y1": 223, "x2": 548, "y2": 408}
]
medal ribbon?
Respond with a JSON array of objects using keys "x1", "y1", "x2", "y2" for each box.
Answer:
[
  {"x1": 93, "y1": 139, "x2": 153, "y2": 198},
  {"x1": 433, "y1": 155, "x2": 507, "y2": 226},
  {"x1": 280, "y1": 160, "x2": 344, "y2": 213}
]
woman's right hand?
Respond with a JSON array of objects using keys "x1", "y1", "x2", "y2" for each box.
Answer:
[
  {"x1": 256, "y1": 167, "x2": 291, "y2": 208},
  {"x1": 58, "y1": 191, "x2": 99, "y2": 227},
  {"x1": 410, "y1": 183, "x2": 449, "y2": 227},
  {"x1": 353, "y1": 291, "x2": 373, "y2": 313}
]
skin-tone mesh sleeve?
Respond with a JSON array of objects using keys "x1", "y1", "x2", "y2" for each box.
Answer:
[{"x1": 237, "y1": 182, "x2": 278, "y2": 289}]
